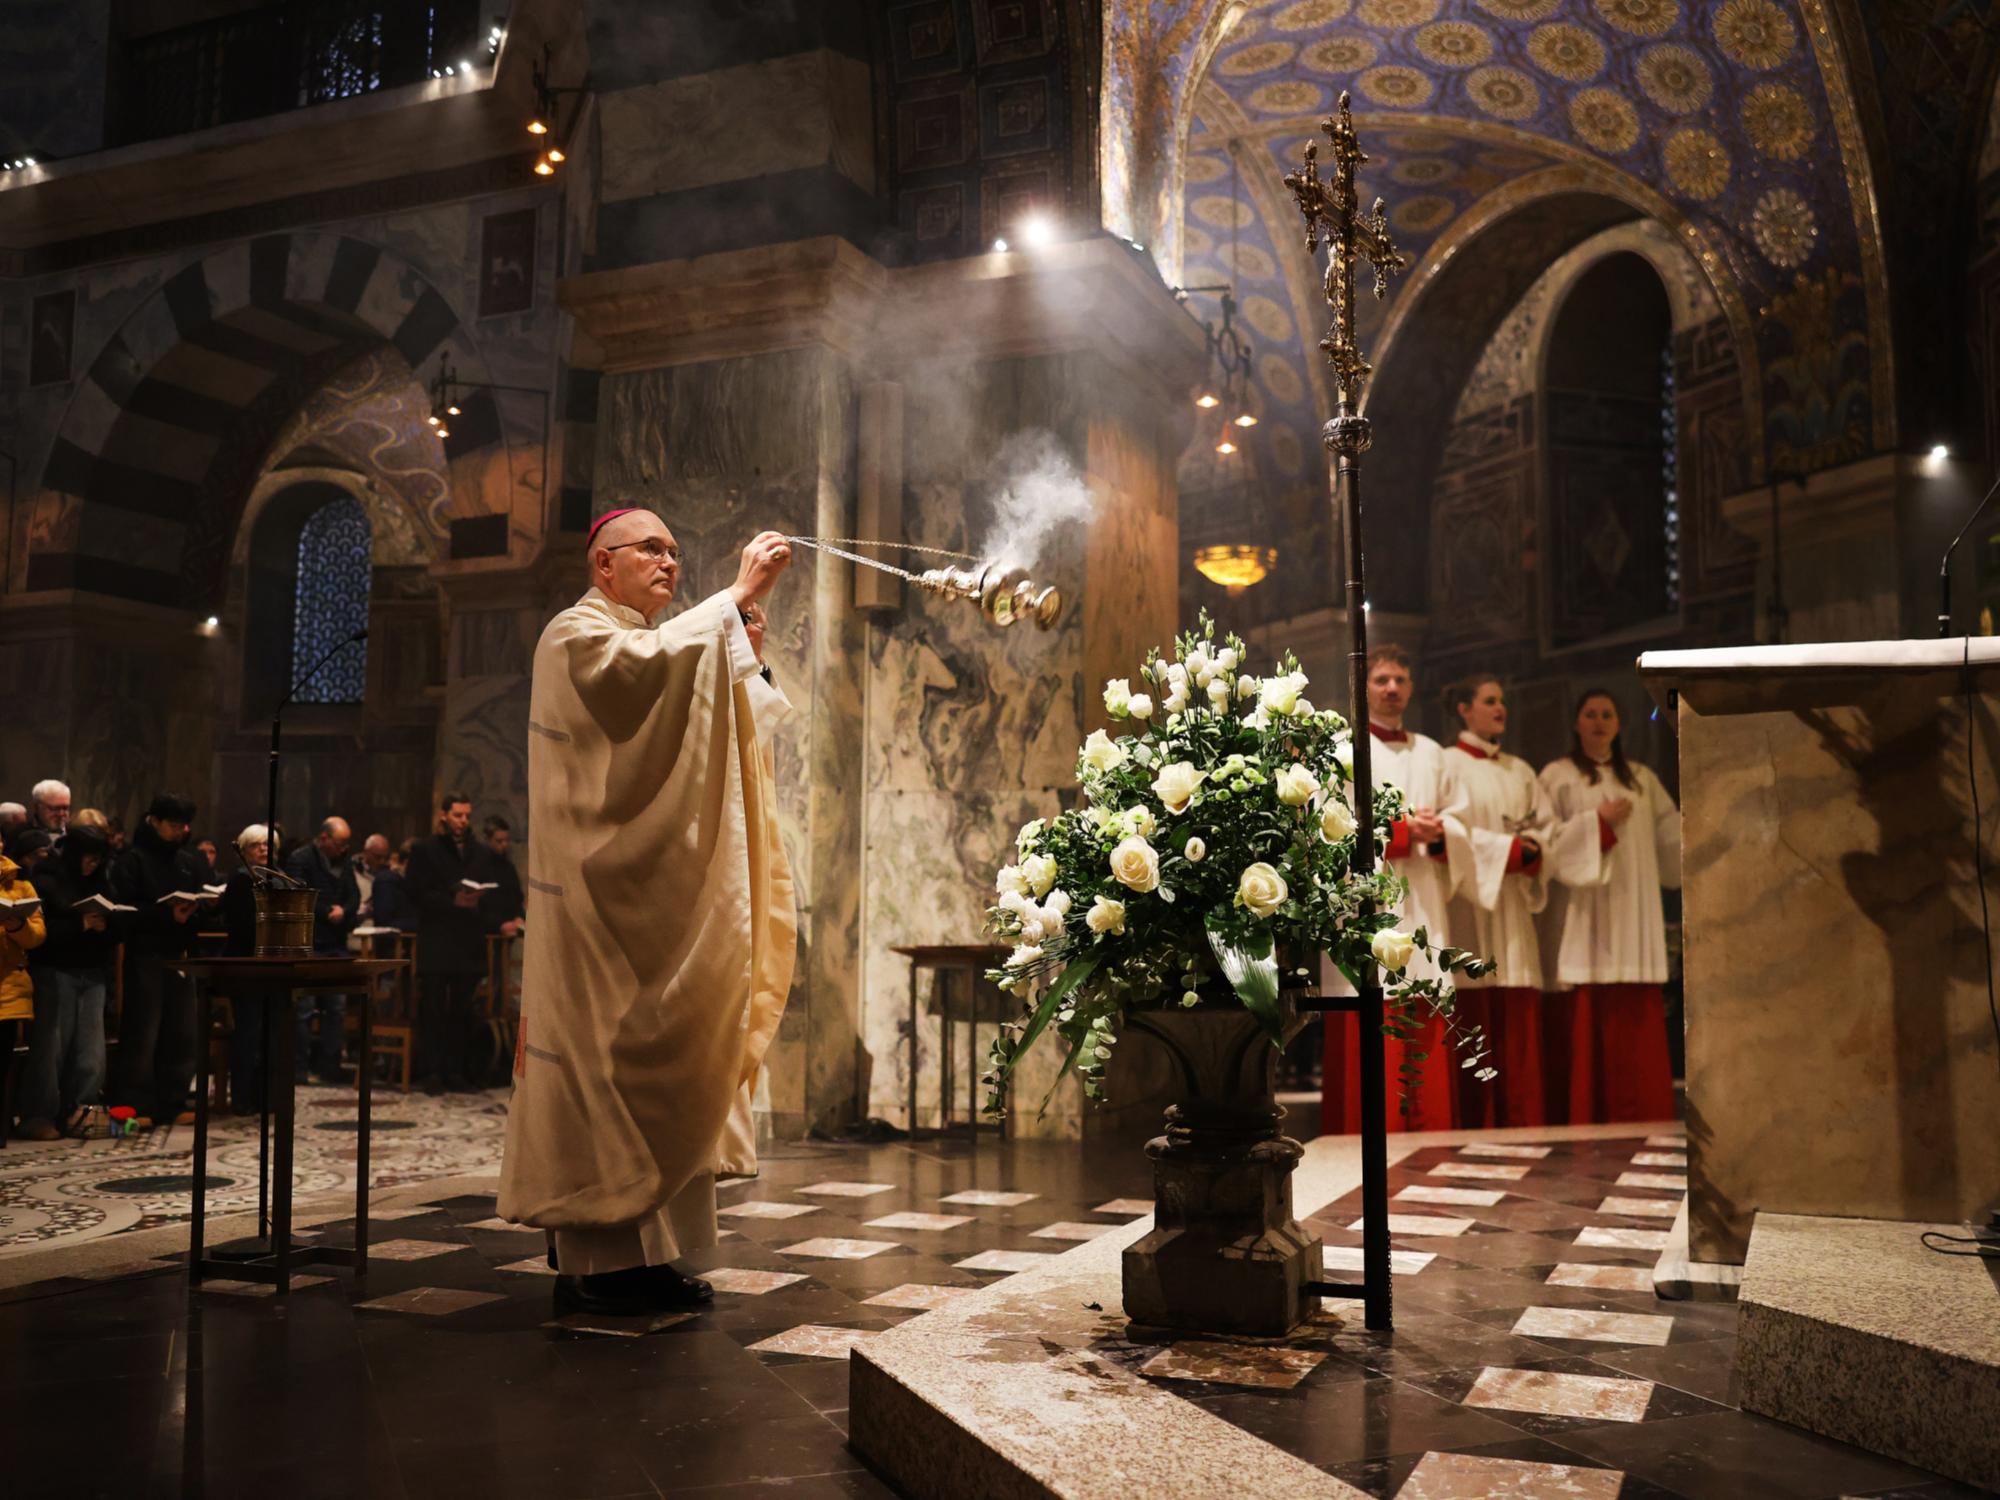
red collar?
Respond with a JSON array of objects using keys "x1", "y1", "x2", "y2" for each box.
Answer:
[
  {"x1": 1369, "y1": 723, "x2": 1409, "y2": 744},
  {"x1": 1453, "y1": 737, "x2": 1495, "y2": 760}
]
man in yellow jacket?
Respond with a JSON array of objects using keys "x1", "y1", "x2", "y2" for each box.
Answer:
[{"x1": 1, "y1": 830, "x2": 50, "y2": 1134}]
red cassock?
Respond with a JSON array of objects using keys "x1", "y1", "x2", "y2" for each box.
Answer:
[{"x1": 1320, "y1": 724, "x2": 1461, "y2": 1135}]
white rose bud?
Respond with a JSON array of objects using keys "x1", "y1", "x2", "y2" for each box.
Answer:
[
  {"x1": 1043, "y1": 888, "x2": 1072, "y2": 919},
  {"x1": 1007, "y1": 943, "x2": 1044, "y2": 968},
  {"x1": 1259, "y1": 675, "x2": 1302, "y2": 716},
  {"x1": 1164, "y1": 686, "x2": 1190, "y2": 715},
  {"x1": 1079, "y1": 728, "x2": 1127, "y2": 774},
  {"x1": 1022, "y1": 853, "x2": 1058, "y2": 899},
  {"x1": 1184, "y1": 836, "x2": 1206, "y2": 863},
  {"x1": 996, "y1": 864, "x2": 1030, "y2": 898},
  {"x1": 1235, "y1": 861, "x2": 1288, "y2": 919},
  {"x1": 1370, "y1": 929, "x2": 1416, "y2": 974},
  {"x1": 1151, "y1": 761, "x2": 1205, "y2": 814},
  {"x1": 1165, "y1": 661, "x2": 1188, "y2": 686},
  {"x1": 1217, "y1": 647, "x2": 1239, "y2": 672},
  {"x1": 1238, "y1": 675, "x2": 1260, "y2": 700},
  {"x1": 1103, "y1": 677, "x2": 1133, "y2": 717},
  {"x1": 1016, "y1": 818, "x2": 1045, "y2": 849},
  {"x1": 1275, "y1": 764, "x2": 1320, "y2": 806},
  {"x1": 1128, "y1": 693, "x2": 1153, "y2": 720},
  {"x1": 1109, "y1": 834, "x2": 1161, "y2": 893},
  {"x1": 1122, "y1": 805, "x2": 1157, "y2": 839},
  {"x1": 997, "y1": 888, "x2": 1030, "y2": 919},
  {"x1": 1018, "y1": 910, "x2": 1047, "y2": 943},
  {"x1": 1085, "y1": 895, "x2": 1127, "y2": 935},
  {"x1": 1318, "y1": 800, "x2": 1357, "y2": 843},
  {"x1": 1206, "y1": 678, "x2": 1231, "y2": 708}
]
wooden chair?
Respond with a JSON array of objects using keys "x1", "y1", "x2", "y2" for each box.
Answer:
[
  {"x1": 354, "y1": 930, "x2": 418, "y2": 1092},
  {"x1": 473, "y1": 932, "x2": 519, "y2": 1084}
]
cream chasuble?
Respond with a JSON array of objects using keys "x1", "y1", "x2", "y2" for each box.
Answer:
[
  {"x1": 498, "y1": 586, "x2": 797, "y2": 1250},
  {"x1": 1538, "y1": 757, "x2": 1682, "y2": 985}
]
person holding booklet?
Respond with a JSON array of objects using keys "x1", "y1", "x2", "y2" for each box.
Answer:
[
  {"x1": 108, "y1": 792, "x2": 214, "y2": 1127},
  {"x1": 19, "y1": 826, "x2": 123, "y2": 1139},
  {"x1": 1, "y1": 827, "x2": 49, "y2": 1134},
  {"x1": 406, "y1": 792, "x2": 503, "y2": 1094}
]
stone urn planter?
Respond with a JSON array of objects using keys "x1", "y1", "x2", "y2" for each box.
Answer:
[{"x1": 1119, "y1": 987, "x2": 1322, "y2": 1338}]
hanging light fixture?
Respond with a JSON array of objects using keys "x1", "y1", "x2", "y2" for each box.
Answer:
[
  {"x1": 1192, "y1": 544, "x2": 1277, "y2": 592},
  {"x1": 528, "y1": 43, "x2": 586, "y2": 172},
  {"x1": 1175, "y1": 285, "x2": 1258, "y2": 438}
]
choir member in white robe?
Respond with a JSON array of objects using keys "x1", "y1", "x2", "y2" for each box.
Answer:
[
  {"x1": 1321, "y1": 645, "x2": 1461, "y2": 1133},
  {"x1": 1539, "y1": 690, "x2": 1682, "y2": 1123},
  {"x1": 1437, "y1": 677, "x2": 1597, "y2": 1127},
  {"x1": 498, "y1": 509, "x2": 797, "y2": 1317}
]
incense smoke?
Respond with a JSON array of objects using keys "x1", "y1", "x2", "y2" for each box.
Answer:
[{"x1": 980, "y1": 430, "x2": 1094, "y2": 574}]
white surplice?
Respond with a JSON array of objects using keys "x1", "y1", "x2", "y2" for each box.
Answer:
[
  {"x1": 1538, "y1": 756, "x2": 1682, "y2": 985},
  {"x1": 1372, "y1": 727, "x2": 1455, "y2": 980}
]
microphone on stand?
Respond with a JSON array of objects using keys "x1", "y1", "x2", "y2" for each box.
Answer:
[
  {"x1": 265, "y1": 627, "x2": 369, "y2": 874},
  {"x1": 1939, "y1": 475, "x2": 2000, "y2": 638}
]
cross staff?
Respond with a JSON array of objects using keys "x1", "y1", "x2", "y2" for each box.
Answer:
[
  {"x1": 1282, "y1": 91, "x2": 1405, "y2": 1334},
  {"x1": 1282, "y1": 92, "x2": 1407, "y2": 414}
]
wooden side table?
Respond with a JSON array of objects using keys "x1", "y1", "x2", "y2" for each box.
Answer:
[
  {"x1": 167, "y1": 956, "x2": 406, "y2": 1295},
  {"x1": 889, "y1": 944, "x2": 1010, "y2": 1139}
]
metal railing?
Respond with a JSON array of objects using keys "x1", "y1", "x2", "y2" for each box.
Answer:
[{"x1": 116, "y1": 0, "x2": 482, "y2": 146}]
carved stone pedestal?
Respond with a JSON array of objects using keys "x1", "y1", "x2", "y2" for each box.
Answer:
[{"x1": 1120, "y1": 1001, "x2": 1322, "y2": 1338}]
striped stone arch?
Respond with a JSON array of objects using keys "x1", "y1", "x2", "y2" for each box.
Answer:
[{"x1": 30, "y1": 229, "x2": 512, "y2": 612}]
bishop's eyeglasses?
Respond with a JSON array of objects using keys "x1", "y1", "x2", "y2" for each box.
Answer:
[{"x1": 601, "y1": 539, "x2": 682, "y2": 564}]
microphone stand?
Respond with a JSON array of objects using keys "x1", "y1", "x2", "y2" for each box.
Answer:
[
  {"x1": 1938, "y1": 474, "x2": 2000, "y2": 638},
  {"x1": 265, "y1": 628, "x2": 368, "y2": 873}
]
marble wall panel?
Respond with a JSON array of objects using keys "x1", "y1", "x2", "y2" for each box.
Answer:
[{"x1": 1678, "y1": 673, "x2": 2000, "y2": 1262}]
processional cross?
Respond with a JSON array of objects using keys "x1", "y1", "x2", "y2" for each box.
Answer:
[{"x1": 1282, "y1": 92, "x2": 1406, "y2": 1332}]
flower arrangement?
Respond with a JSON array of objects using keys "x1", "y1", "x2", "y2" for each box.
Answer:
[{"x1": 982, "y1": 613, "x2": 1494, "y2": 1118}]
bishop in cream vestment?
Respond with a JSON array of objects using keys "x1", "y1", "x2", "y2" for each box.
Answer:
[{"x1": 499, "y1": 513, "x2": 796, "y2": 1293}]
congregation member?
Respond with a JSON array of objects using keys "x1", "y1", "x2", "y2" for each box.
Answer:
[
  {"x1": 352, "y1": 834, "x2": 389, "y2": 930},
  {"x1": 70, "y1": 808, "x2": 110, "y2": 839},
  {"x1": 10, "y1": 829, "x2": 54, "y2": 877},
  {"x1": 1322, "y1": 645, "x2": 1460, "y2": 1133},
  {"x1": 370, "y1": 841, "x2": 419, "y2": 932},
  {"x1": 19, "y1": 826, "x2": 119, "y2": 1139},
  {"x1": 499, "y1": 512, "x2": 794, "y2": 1317},
  {"x1": 1437, "y1": 678, "x2": 1591, "y2": 1127},
  {"x1": 1539, "y1": 690, "x2": 1682, "y2": 1123},
  {"x1": 107, "y1": 793, "x2": 209, "y2": 1127},
  {"x1": 29, "y1": 780, "x2": 69, "y2": 838},
  {"x1": 0, "y1": 804, "x2": 26, "y2": 844},
  {"x1": 222, "y1": 825, "x2": 271, "y2": 1113},
  {"x1": 191, "y1": 838, "x2": 219, "y2": 882},
  {"x1": 1, "y1": 828, "x2": 49, "y2": 1134},
  {"x1": 482, "y1": 816, "x2": 525, "y2": 939},
  {"x1": 407, "y1": 792, "x2": 498, "y2": 1094},
  {"x1": 284, "y1": 817, "x2": 359, "y2": 1084}
]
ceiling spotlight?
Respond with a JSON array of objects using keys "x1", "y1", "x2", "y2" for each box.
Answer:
[
  {"x1": 435, "y1": 423, "x2": 451, "y2": 440},
  {"x1": 204, "y1": 615, "x2": 220, "y2": 629},
  {"x1": 528, "y1": 116, "x2": 548, "y2": 135},
  {"x1": 446, "y1": 402, "x2": 462, "y2": 417},
  {"x1": 458, "y1": 59, "x2": 472, "y2": 71},
  {"x1": 1234, "y1": 412, "x2": 1258, "y2": 428},
  {"x1": 1215, "y1": 438, "x2": 1237, "y2": 455},
  {"x1": 992, "y1": 237, "x2": 1008, "y2": 253},
  {"x1": 534, "y1": 155, "x2": 554, "y2": 176},
  {"x1": 1930, "y1": 443, "x2": 1949, "y2": 461},
  {"x1": 1195, "y1": 391, "x2": 1220, "y2": 409},
  {"x1": 23, "y1": 158, "x2": 33, "y2": 168},
  {"x1": 1018, "y1": 213, "x2": 1056, "y2": 249},
  {"x1": 426, "y1": 414, "x2": 441, "y2": 427},
  {"x1": 546, "y1": 145, "x2": 565, "y2": 163}
]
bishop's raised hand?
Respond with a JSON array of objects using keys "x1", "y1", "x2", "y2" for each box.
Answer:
[{"x1": 731, "y1": 531, "x2": 792, "y2": 611}]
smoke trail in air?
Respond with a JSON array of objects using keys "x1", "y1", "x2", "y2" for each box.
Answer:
[{"x1": 979, "y1": 429, "x2": 1094, "y2": 573}]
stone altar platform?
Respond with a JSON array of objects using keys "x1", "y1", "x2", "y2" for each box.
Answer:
[
  {"x1": 1639, "y1": 640, "x2": 2000, "y2": 1264},
  {"x1": 1737, "y1": 1212, "x2": 2000, "y2": 1491}
]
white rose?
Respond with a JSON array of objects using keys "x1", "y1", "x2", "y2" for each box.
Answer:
[
  {"x1": 1109, "y1": 834, "x2": 1161, "y2": 893},
  {"x1": 1017, "y1": 910, "x2": 1047, "y2": 943},
  {"x1": 1043, "y1": 888, "x2": 1072, "y2": 919},
  {"x1": 1079, "y1": 729, "x2": 1127, "y2": 774},
  {"x1": 1206, "y1": 678, "x2": 1231, "y2": 708},
  {"x1": 996, "y1": 864, "x2": 1030, "y2": 898},
  {"x1": 997, "y1": 888, "x2": 1030, "y2": 917},
  {"x1": 1216, "y1": 647, "x2": 1238, "y2": 672},
  {"x1": 1238, "y1": 674, "x2": 1261, "y2": 700},
  {"x1": 1122, "y1": 805, "x2": 1157, "y2": 839},
  {"x1": 1007, "y1": 943, "x2": 1044, "y2": 968},
  {"x1": 1370, "y1": 929, "x2": 1416, "y2": 974},
  {"x1": 1184, "y1": 649, "x2": 1210, "y2": 677},
  {"x1": 1318, "y1": 800, "x2": 1357, "y2": 843},
  {"x1": 1244, "y1": 706, "x2": 1272, "y2": 731},
  {"x1": 1275, "y1": 765, "x2": 1320, "y2": 806},
  {"x1": 1236, "y1": 861, "x2": 1288, "y2": 919},
  {"x1": 1165, "y1": 661, "x2": 1187, "y2": 686},
  {"x1": 1128, "y1": 693, "x2": 1154, "y2": 720},
  {"x1": 1164, "y1": 686, "x2": 1190, "y2": 715},
  {"x1": 1184, "y1": 836, "x2": 1206, "y2": 863},
  {"x1": 1085, "y1": 895, "x2": 1127, "y2": 935},
  {"x1": 1335, "y1": 737, "x2": 1354, "y2": 770},
  {"x1": 1259, "y1": 675, "x2": 1303, "y2": 716},
  {"x1": 1151, "y1": 761, "x2": 1205, "y2": 813},
  {"x1": 1022, "y1": 853, "x2": 1058, "y2": 899},
  {"x1": 1103, "y1": 678, "x2": 1133, "y2": 717}
]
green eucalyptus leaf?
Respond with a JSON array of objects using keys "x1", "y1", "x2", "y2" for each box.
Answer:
[{"x1": 1204, "y1": 920, "x2": 1283, "y2": 1046}]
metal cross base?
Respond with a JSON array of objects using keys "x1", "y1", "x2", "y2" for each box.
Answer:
[{"x1": 1297, "y1": 988, "x2": 1394, "y2": 1331}]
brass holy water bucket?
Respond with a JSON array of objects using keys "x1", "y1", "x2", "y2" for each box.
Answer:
[{"x1": 253, "y1": 887, "x2": 316, "y2": 957}]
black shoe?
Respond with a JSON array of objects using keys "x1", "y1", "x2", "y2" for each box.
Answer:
[
  {"x1": 643, "y1": 1264, "x2": 714, "y2": 1308},
  {"x1": 420, "y1": 1075, "x2": 446, "y2": 1097},
  {"x1": 552, "y1": 1270, "x2": 654, "y2": 1318}
]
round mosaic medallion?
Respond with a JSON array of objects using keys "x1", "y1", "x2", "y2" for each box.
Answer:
[
  {"x1": 1272, "y1": 0, "x2": 1355, "y2": 29},
  {"x1": 1243, "y1": 294, "x2": 1297, "y2": 342},
  {"x1": 1475, "y1": 0, "x2": 1560, "y2": 20},
  {"x1": 1270, "y1": 424, "x2": 1306, "y2": 476},
  {"x1": 1741, "y1": 81, "x2": 1815, "y2": 160},
  {"x1": 1391, "y1": 194, "x2": 1456, "y2": 233},
  {"x1": 1392, "y1": 156, "x2": 1458, "y2": 185},
  {"x1": 1191, "y1": 193, "x2": 1257, "y2": 230},
  {"x1": 1569, "y1": 86, "x2": 1641, "y2": 152},
  {"x1": 1713, "y1": 0, "x2": 1795, "y2": 69},
  {"x1": 1752, "y1": 186, "x2": 1817, "y2": 267},
  {"x1": 1527, "y1": 23, "x2": 1607, "y2": 82},
  {"x1": 1184, "y1": 154, "x2": 1230, "y2": 185},
  {"x1": 1593, "y1": 0, "x2": 1677, "y2": 38},
  {"x1": 1260, "y1": 355, "x2": 1308, "y2": 406},
  {"x1": 1302, "y1": 34, "x2": 1381, "y2": 74},
  {"x1": 1358, "y1": 64, "x2": 1435, "y2": 108},
  {"x1": 1638, "y1": 44, "x2": 1713, "y2": 113},
  {"x1": 1357, "y1": 0, "x2": 1441, "y2": 27},
  {"x1": 1250, "y1": 80, "x2": 1327, "y2": 114},
  {"x1": 1662, "y1": 127, "x2": 1732, "y2": 200},
  {"x1": 1466, "y1": 65, "x2": 1542, "y2": 122},
  {"x1": 1416, "y1": 20, "x2": 1495, "y2": 67},
  {"x1": 1183, "y1": 224, "x2": 1216, "y2": 259},
  {"x1": 1218, "y1": 40, "x2": 1299, "y2": 76},
  {"x1": 1221, "y1": 242, "x2": 1279, "y2": 280}
]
